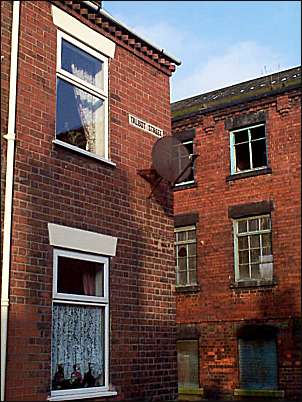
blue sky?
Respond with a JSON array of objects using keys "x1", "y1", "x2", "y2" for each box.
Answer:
[{"x1": 103, "y1": 1, "x2": 301, "y2": 102}]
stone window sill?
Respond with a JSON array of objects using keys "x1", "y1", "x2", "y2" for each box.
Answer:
[
  {"x1": 226, "y1": 167, "x2": 272, "y2": 182},
  {"x1": 173, "y1": 182, "x2": 198, "y2": 191},
  {"x1": 234, "y1": 389, "x2": 284, "y2": 398},
  {"x1": 48, "y1": 390, "x2": 117, "y2": 401},
  {"x1": 178, "y1": 387, "x2": 204, "y2": 401},
  {"x1": 176, "y1": 284, "x2": 200, "y2": 293},
  {"x1": 230, "y1": 279, "x2": 277, "y2": 289},
  {"x1": 53, "y1": 139, "x2": 116, "y2": 167}
]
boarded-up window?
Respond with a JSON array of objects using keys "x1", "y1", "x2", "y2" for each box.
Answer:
[
  {"x1": 177, "y1": 340, "x2": 199, "y2": 389},
  {"x1": 239, "y1": 337, "x2": 277, "y2": 390}
]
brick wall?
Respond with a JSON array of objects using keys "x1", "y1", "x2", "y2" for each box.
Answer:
[
  {"x1": 173, "y1": 89, "x2": 301, "y2": 398},
  {"x1": 1, "y1": 1, "x2": 177, "y2": 400}
]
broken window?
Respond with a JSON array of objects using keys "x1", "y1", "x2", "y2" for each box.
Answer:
[
  {"x1": 175, "y1": 226, "x2": 197, "y2": 286},
  {"x1": 175, "y1": 139, "x2": 195, "y2": 186},
  {"x1": 230, "y1": 124, "x2": 267, "y2": 173}
]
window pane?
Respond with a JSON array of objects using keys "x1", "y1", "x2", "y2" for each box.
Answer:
[
  {"x1": 178, "y1": 271, "x2": 186, "y2": 286},
  {"x1": 239, "y1": 251, "x2": 249, "y2": 265},
  {"x1": 238, "y1": 236, "x2": 248, "y2": 250},
  {"x1": 248, "y1": 219, "x2": 259, "y2": 232},
  {"x1": 57, "y1": 256, "x2": 104, "y2": 297},
  {"x1": 189, "y1": 269, "x2": 197, "y2": 284},
  {"x1": 177, "y1": 232, "x2": 186, "y2": 242},
  {"x1": 234, "y1": 130, "x2": 249, "y2": 144},
  {"x1": 188, "y1": 257, "x2": 196, "y2": 271},
  {"x1": 235, "y1": 143, "x2": 251, "y2": 171},
  {"x1": 178, "y1": 257, "x2": 187, "y2": 270},
  {"x1": 188, "y1": 243, "x2": 196, "y2": 256},
  {"x1": 250, "y1": 249, "x2": 260, "y2": 263},
  {"x1": 262, "y1": 233, "x2": 272, "y2": 251},
  {"x1": 61, "y1": 39, "x2": 104, "y2": 90},
  {"x1": 250, "y1": 125, "x2": 265, "y2": 140},
  {"x1": 177, "y1": 341, "x2": 199, "y2": 389},
  {"x1": 262, "y1": 247, "x2": 272, "y2": 256},
  {"x1": 239, "y1": 264, "x2": 250, "y2": 280},
  {"x1": 52, "y1": 304, "x2": 105, "y2": 390},
  {"x1": 238, "y1": 221, "x2": 247, "y2": 233},
  {"x1": 56, "y1": 79, "x2": 104, "y2": 155},
  {"x1": 250, "y1": 235, "x2": 260, "y2": 249},
  {"x1": 260, "y1": 216, "x2": 270, "y2": 230},
  {"x1": 251, "y1": 139, "x2": 267, "y2": 168},
  {"x1": 251, "y1": 264, "x2": 261, "y2": 279},
  {"x1": 178, "y1": 246, "x2": 187, "y2": 258},
  {"x1": 187, "y1": 230, "x2": 196, "y2": 240}
]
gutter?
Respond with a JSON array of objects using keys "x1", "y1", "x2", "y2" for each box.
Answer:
[
  {"x1": 1, "y1": 1, "x2": 20, "y2": 401},
  {"x1": 82, "y1": 0, "x2": 181, "y2": 66}
]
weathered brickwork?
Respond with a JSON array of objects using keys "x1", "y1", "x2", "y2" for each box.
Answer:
[
  {"x1": 172, "y1": 72, "x2": 301, "y2": 399},
  {"x1": 1, "y1": 1, "x2": 177, "y2": 401}
]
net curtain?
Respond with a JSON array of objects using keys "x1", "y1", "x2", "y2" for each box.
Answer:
[{"x1": 51, "y1": 304, "x2": 104, "y2": 385}]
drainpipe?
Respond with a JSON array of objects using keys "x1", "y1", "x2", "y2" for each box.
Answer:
[{"x1": 1, "y1": 1, "x2": 21, "y2": 401}]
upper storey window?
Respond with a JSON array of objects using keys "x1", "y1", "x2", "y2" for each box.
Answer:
[
  {"x1": 230, "y1": 124, "x2": 267, "y2": 174},
  {"x1": 56, "y1": 32, "x2": 109, "y2": 158}
]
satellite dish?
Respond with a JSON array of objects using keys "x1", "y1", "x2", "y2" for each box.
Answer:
[{"x1": 152, "y1": 136, "x2": 192, "y2": 184}]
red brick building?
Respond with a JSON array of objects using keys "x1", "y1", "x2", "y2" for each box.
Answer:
[
  {"x1": 1, "y1": 1, "x2": 180, "y2": 401},
  {"x1": 172, "y1": 67, "x2": 301, "y2": 400}
]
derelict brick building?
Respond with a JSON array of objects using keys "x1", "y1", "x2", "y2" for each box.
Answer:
[
  {"x1": 1, "y1": 1, "x2": 180, "y2": 400},
  {"x1": 171, "y1": 67, "x2": 301, "y2": 400}
]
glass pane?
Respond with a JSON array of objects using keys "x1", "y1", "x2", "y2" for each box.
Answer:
[
  {"x1": 234, "y1": 130, "x2": 249, "y2": 144},
  {"x1": 250, "y1": 125, "x2": 265, "y2": 140},
  {"x1": 238, "y1": 221, "x2": 247, "y2": 233},
  {"x1": 178, "y1": 257, "x2": 187, "y2": 270},
  {"x1": 187, "y1": 230, "x2": 196, "y2": 240},
  {"x1": 248, "y1": 219, "x2": 259, "y2": 232},
  {"x1": 235, "y1": 143, "x2": 251, "y2": 171},
  {"x1": 262, "y1": 247, "x2": 272, "y2": 256},
  {"x1": 177, "y1": 232, "x2": 186, "y2": 242},
  {"x1": 189, "y1": 269, "x2": 197, "y2": 284},
  {"x1": 251, "y1": 139, "x2": 267, "y2": 168},
  {"x1": 260, "y1": 216, "x2": 270, "y2": 230},
  {"x1": 188, "y1": 243, "x2": 196, "y2": 256},
  {"x1": 239, "y1": 264, "x2": 250, "y2": 280},
  {"x1": 178, "y1": 246, "x2": 187, "y2": 258},
  {"x1": 238, "y1": 236, "x2": 248, "y2": 250},
  {"x1": 177, "y1": 341, "x2": 199, "y2": 389},
  {"x1": 52, "y1": 304, "x2": 105, "y2": 390},
  {"x1": 262, "y1": 233, "x2": 272, "y2": 250},
  {"x1": 239, "y1": 251, "x2": 249, "y2": 264},
  {"x1": 61, "y1": 39, "x2": 104, "y2": 90},
  {"x1": 56, "y1": 79, "x2": 104, "y2": 155},
  {"x1": 250, "y1": 235, "x2": 260, "y2": 249},
  {"x1": 251, "y1": 249, "x2": 260, "y2": 263},
  {"x1": 188, "y1": 257, "x2": 196, "y2": 271},
  {"x1": 178, "y1": 271, "x2": 186, "y2": 286},
  {"x1": 57, "y1": 256, "x2": 104, "y2": 297},
  {"x1": 251, "y1": 263, "x2": 261, "y2": 279}
]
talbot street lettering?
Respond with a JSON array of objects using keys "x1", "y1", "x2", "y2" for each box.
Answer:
[{"x1": 129, "y1": 114, "x2": 163, "y2": 137}]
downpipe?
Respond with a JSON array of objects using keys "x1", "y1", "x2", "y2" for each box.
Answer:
[{"x1": 1, "y1": 1, "x2": 21, "y2": 400}]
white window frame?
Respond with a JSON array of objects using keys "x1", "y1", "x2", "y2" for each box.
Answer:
[
  {"x1": 230, "y1": 123, "x2": 267, "y2": 174},
  {"x1": 233, "y1": 214, "x2": 273, "y2": 282},
  {"x1": 50, "y1": 249, "x2": 114, "y2": 401},
  {"x1": 55, "y1": 30, "x2": 109, "y2": 159},
  {"x1": 175, "y1": 139, "x2": 195, "y2": 187},
  {"x1": 175, "y1": 225, "x2": 197, "y2": 286}
]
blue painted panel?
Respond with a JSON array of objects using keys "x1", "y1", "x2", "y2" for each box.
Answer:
[{"x1": 239, "y1": 338, "x2": 277, "y2": 389}]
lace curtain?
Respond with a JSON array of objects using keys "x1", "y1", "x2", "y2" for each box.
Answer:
[
  {"x1": 51, "y1": 304, "x2": 104, "y2": 388},
  {"x1": 71, "y1": 64, "x2": 103, "y2": 154}
]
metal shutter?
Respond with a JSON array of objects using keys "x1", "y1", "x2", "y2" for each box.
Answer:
[{"x1": 239, "y1": 337, "x2": 277, "y2": 389}]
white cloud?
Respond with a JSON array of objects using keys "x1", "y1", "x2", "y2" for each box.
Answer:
[{"x1": 172, "y1": 41, "x2": 285, "y2": 101}]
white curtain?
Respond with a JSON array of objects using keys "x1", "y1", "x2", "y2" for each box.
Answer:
[
  {"x1": 52, "y1": 304, "x2": 104, "y2": 386},
  {"x1": 71, "y1": 64, "x2": 103, "y2": 154}
]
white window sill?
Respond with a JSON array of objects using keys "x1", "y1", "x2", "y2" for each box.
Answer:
[
  {"x1": 48, "y1": 390, "x2": 117, "y2": 401},
  {"x1": 53, "y1": 139, "x2": 116, "y2": 167}
]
